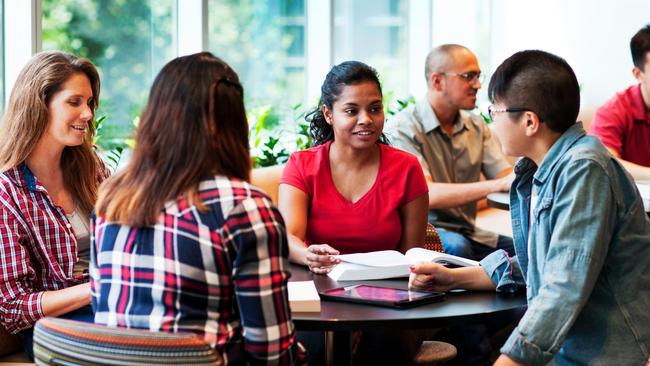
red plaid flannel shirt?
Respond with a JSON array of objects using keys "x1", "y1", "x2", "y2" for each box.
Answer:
[{"x1": 0, "y1": 161, "x2": 107, "y2": 333}]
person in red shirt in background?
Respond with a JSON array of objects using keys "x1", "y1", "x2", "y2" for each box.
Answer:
[
  {"x1": 278, "y1": 61, "x2": 429, "y2": 365},
  {"x1": 589, "y1": 24, "x2": 650, "y2": 180}
]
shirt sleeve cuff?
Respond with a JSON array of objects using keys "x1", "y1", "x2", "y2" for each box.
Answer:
[
  {"x1": 27, "y1": 291, "x2": 45, "y2": 324},
  {"x1": 501, "y1": 328, "x2": 555, "y2": 365},
  {"x1": 480, "y1": 250, "x2": 524, "y2": 293}
]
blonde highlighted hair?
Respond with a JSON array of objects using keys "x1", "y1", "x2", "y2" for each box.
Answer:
[{"x1": 0, "y1": 51, "x2": 102, "y2": 215}]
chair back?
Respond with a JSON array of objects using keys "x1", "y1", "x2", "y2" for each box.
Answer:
[
  {"x1": 34, "y1": 317, "x2": 222, "y2": 365},
  {"x1": 423, "y1": 223, "x2": 444, "y2": 253}
]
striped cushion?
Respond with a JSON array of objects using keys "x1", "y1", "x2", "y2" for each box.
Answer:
[{"x1": 33, "y1": 317, "x2": 222, "y2": 365}]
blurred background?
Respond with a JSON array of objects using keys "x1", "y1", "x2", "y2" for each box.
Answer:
[{"x1": 2, "y1": 0, "x2": 649, "y2": 166}]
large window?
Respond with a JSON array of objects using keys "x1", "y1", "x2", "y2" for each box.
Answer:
[
  {"x1": 41, "y1": 0, "x2": 177, "y2": 148},
  {"x1": 208, "y1": 0, "x2": 306, "y2": 108},
  {"x1": 334, "y1": 0, "x2": 409, "y2": 99}
]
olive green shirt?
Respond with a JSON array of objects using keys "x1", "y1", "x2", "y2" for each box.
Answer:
[{"x1": 386, "y1": 97, "x2": 510, "y2": 247}]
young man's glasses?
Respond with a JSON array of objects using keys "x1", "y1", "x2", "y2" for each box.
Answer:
[
  {"x1": 441, "y1": 72, "x2": 485, "y2": 84},
  {"x1": 487, "y1": 105, "x2": 533, "y2": 120}
]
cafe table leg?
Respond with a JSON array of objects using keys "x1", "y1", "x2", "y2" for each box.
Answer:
[{"x1": 325, "y1": 330, "x2": 352, "y2": 366}]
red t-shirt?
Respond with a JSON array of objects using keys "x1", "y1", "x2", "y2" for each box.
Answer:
[
  {"x1": 589, "y1": 84, "x2": 650, "y2": 167},
  {"x1": 281, "y1": 141, "x2": 428, "y2": 254}
]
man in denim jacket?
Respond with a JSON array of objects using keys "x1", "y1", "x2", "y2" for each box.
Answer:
[{"x1": 409, "y1": 50, "x2": 650, "y2": 365}]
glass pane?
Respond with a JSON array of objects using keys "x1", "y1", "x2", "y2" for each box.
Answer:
[
  {"x1": 334, "y1": 0, "x2": 409, "y2": 99},
  {"x1": 208, "y1": 0, "x2": 306, "y2": 108},
  {"x1": 42, "y1": 0, "x2": 176, "y2": 150}
]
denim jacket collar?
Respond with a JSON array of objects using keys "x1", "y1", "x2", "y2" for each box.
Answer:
[{"x1": 531, "y1": 122, "x2": 585, "y2": 185}]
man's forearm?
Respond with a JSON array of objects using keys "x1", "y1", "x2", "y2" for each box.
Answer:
[
  {"x1": 616, "y1": 157, "x2": 650, "y2": 180},
  {"x1": 428, "y1": 180, "x2": 503, "y2": 209}
]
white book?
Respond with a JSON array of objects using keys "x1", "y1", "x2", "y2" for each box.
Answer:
[
  {"x1": 287, "y1": 281, "x2": 321, "y2": 312},
  {"x1": 328, "y1": 247, "x2": 479, "y2": 281}
]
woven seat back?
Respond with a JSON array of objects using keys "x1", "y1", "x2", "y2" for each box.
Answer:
[
  {"x1": 34, "y1": 317, "x2": 222, "y2": 365},
  {"x1": 423, "y1": 223, "x2": 444, "y2": 253}
]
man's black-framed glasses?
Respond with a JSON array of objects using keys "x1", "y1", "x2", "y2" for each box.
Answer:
[
  {"x1": 487, "y1": 105, "x2": 533, "y2": 120},
  {"x1": 442, "y1": 71, "x2": 484, "y2": 84}
]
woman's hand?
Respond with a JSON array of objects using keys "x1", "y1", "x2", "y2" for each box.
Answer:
[
  {"x1": 408, "y1": 262, "x2": 456, "y2": 292},
  {"x1": 305, "y1": 244, "x2": 340, "y2": 274}
]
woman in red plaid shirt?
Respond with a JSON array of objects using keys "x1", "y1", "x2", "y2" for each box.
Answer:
[
  {"x1": 91, "y1": 52, "x2": 303, "y2": 365},
  {"x1": 0, "y1": 51, "x2": 107, "y2": 358}
]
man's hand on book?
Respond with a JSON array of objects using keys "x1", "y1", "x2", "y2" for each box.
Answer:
[
  {"x1": 408, "y1": 263, "x2": 455, "y2": 292},
  {"x1": 306, "y1": 244, "x2": 341, "y2": 274}
]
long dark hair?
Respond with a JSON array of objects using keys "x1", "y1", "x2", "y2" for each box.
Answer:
[
  {"x1": 306, "y1": 61, "x2": 389, "y2": 146},
  {"x1": 96, "y1": 52, "x2": 250, "y2": 226}
]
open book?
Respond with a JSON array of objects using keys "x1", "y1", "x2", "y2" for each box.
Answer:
[{"x1": 328, "y1": 247, "x2": 479, "y2": 281}]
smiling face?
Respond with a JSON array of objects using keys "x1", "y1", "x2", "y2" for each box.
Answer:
[
  {"x1": 42, "y1": 73, "x2": 94, "y2": 150},
  {"x1": 323, "y1": 81, "x2": 385, "y2": 149}
]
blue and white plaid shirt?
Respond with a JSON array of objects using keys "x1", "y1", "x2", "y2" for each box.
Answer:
[{"x1": 91, "y1": 176, "x2": 301, "y2": 365}]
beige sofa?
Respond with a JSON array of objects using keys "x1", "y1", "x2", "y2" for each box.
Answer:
[{"x1": 250, "y1": 164, "x2": 285, "y2": 204}]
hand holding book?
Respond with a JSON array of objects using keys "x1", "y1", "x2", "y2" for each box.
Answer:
[
  {"x1": 327, "y1": 247, "x2": 479, "y2": 281},
  {"x1": 408, "y1": 263, "x2": 456, "y2": 292},
  {"x1": 305, "y1": 243, "x2": 340, "y2": 274},
  {"x1": 409, "y1": 261, "x2": 498, "y2": 292}
]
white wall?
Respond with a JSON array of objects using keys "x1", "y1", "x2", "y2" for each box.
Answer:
[{"x1": 488, "y1": 0, "x2": 650, "y2": 125}]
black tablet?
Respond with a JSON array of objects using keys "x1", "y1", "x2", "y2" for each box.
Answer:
[{"x1": 319, "y1": 284, "x2": 444, "y2": 309}]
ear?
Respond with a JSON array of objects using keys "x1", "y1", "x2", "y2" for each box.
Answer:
[
  {"x1": 632, "y1": 66, "x2": 644, "y2": 82},
  {"x1": 430, "y1": 72, "x2": 444, "y2": 92},
  {"x1": 322, "y1": 105, "x2": 333, "y2": 125},
  {"x1": 523, "y1": 111, "x2": 542, "y2": 137}
]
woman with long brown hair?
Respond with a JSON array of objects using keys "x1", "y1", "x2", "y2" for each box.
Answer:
[
  {"x1": 91, "y1": 52, "x2": 302, "y2": 365},
  {"x1": 0, "y1": 51, "x2": 107, "y2": 358}
]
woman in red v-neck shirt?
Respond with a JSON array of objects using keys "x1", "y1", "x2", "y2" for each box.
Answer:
[{"x1": 279, "y1": 61, "x2": 429, "y2": 274}]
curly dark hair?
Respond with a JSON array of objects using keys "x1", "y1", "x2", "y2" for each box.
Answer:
[{"x1": 306, "y1": 61, "x2": 389, "y2": 146}]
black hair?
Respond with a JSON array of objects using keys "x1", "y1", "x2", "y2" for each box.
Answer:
[
  {"x1": 306, "y1": 61, "x2": 389, "y2": 146},
  {"x1": 631, "y1": 25, "x2": 650, "y2": 69},
  {"x1": 487, "y1": 50, "x2": 580, "y2": 133}
]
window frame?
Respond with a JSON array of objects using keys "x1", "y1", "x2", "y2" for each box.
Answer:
[{"x1": 4, "y1": 0, "x2": 436, "y2": 108}]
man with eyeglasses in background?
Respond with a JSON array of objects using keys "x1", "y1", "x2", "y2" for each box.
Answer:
[
  {"x1": 387, "y1": 44, "x2": 515, "y2": 262},
  {"x1": 386, "y1": 44, "x2": 519, "y2": 366},
  {"x1": 589, "y1": 24, "x2": 650, "y2": 181}
]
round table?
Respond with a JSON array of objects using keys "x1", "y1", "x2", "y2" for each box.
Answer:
[
  {"x1": 486, "y1": 192, "x2": 510, "y2": 210},
  {"x1": 290, "y1": 264, "x2": 527, "y2": 366}
]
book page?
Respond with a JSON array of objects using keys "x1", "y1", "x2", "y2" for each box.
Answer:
[
  {"x1": 337, "y1": 250, "x2": 410, "y2": 267},
  {"x1": 405, "y1": 247, "x2": 479, "y2": 267}
]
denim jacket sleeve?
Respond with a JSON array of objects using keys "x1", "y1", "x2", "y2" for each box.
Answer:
[{"x1": 501, "y1": 159, "x2": 615, "y2": 365}]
